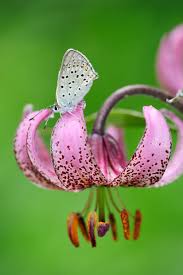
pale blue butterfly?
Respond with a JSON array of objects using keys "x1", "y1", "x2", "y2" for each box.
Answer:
[{"x1": 53, "y1": 49, "x2": 98, "y2": 114}]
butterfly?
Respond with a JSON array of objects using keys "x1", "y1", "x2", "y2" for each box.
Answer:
[{"x1": 52, "y1": 48, "x2": 98, "y2": 114}]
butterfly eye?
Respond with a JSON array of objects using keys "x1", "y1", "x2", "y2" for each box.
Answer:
[{"x1": 52, "y1": 105, "x2": 59, "y2": 112}]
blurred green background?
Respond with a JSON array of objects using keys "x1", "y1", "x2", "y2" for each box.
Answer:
[{"x1": 1, "y1": 0, "x2": 183, "y2": 274}]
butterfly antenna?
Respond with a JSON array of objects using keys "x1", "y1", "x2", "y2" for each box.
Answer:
[
  {"x1": 29, "y1": 110, "x2": 42, "y2": 121},
  {"x1": 29, "y1": 104, "x2": 55, "y2": 121}
]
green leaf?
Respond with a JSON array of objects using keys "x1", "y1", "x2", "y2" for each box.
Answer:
[{"x1": 86, "y1": 108, "x2": 176, "y2": 132}]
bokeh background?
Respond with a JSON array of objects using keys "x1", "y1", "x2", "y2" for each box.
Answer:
[{"x1": 1, "y1": 0, "x2": 183, "y2": 274}]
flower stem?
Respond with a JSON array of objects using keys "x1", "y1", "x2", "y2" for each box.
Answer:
[{"x1": 93, "y1": 84, "x2": 183, "y2": 135}]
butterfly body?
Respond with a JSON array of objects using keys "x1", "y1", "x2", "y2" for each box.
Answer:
[{"x1": 54, "y1": 49, "x2": 98, "y2": 114}]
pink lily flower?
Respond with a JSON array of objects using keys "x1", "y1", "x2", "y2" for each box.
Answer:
[
  {"x1": 156, "y1": 24, "x2": 183, "y2": 95},
  {"x1": 14, "y1": 85, "x2": 183, "y2": 247}
]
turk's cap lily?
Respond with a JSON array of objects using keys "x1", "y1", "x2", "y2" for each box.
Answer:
[
  {"x1": 14, "y1": 85, "x2": 183, "y2": 247},
  {"x1": 156, "y1": 24, "x2": 183, "y2": 95},
  {"x1": 14, "y1": 102, "x2": 177, "y2": 191}
]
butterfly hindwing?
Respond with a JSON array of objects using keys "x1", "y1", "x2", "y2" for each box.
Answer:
[{"x1": 56, "y1": 49, "x2": 98, "y2": 113}]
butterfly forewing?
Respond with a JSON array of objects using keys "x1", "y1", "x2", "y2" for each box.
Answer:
[{"x1": 56, "y1": 49, "x2": 98, "y2": 113}]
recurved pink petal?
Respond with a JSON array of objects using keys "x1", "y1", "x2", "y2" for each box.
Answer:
[
  {"x1": 14, "y1": 106, "x2": 61, "y2": 189},
  {"x1": 90, "y1": 130, "x2": 125, "y2": 182},
  {"x1": 89, "y1": 134, "x2": 109, "y2": 179},
  {"x1": 51, "y1": 104, "x2": 106, "y2": 191},
  {"x1": 106, "y1": 126, "x2": 127, "y2": 168},
  {"x1": 111, "y1": 106, "x2": 172, "y2": 187},
  {"x1": 26, "y1": 109, "x2": 62, "y2": 188},
  {"x1": 156, "y1": 24, "x2": 183, "y2": 95},
  {"x1": 103, "y1": 134, "x2": 125, "y2": 178},
  {"x1": 90, "y1": 126, "x2": 126, "y2": 182},
  {"x1": 154, "y1": 110, "x2": 183, "y2": 187}
]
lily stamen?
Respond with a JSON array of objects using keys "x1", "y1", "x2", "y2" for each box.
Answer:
[
  {"x1": 80, "y1": 190, "x2": 95, "y2": 217},
  {"x1": 77, "y1": 214, "x2": 89, "y2": 242},
  {"x1": 133, "y1": 210, "x2": 142, "y2": 240},
  {"x1": 109, "y1": 213, "x2": 117, "y2": 241},
  {"x1": 106, "y1": 189, "x2": 121, "y2": 213},
  {"x1": 67, "y1": 187, "x2": 141, "y2": 247},
  {"x1": 120, "y1": 209, "x2": 130, "y2": 240},
  {"x1": 67, "y1": 213, "x2": 80, "y2": 248},
  {"x1": 87, "y1": 212, "x2": 98, "y2": 247}
]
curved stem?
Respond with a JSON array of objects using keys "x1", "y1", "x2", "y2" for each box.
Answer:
[{"x1": 93, "y1": 84, "x2": 183, "y2": 135}]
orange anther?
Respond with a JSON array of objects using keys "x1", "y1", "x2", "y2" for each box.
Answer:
[
  {"x1": 77, "y1": 214, "x2": 89, "y2": 241},
  {"x1": 120, "y1": 209, "x2": 130, "y2": 240},
  {"x1": 67, "y1": 213, "x2": 79, "y2": 247},
  {"x1": 87, "y1": 212, "x2": 98, "y2": 247},
  {"x1": 109, "y1": 213, "x2": 117, "y2": 241},
  {"x1": 133, "y1": 210, "x2": 142, "y2": 240}
]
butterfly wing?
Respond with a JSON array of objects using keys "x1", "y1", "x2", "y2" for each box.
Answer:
[{"x1": 56, "y1": 49, "x2": 98, "y2": 113}]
